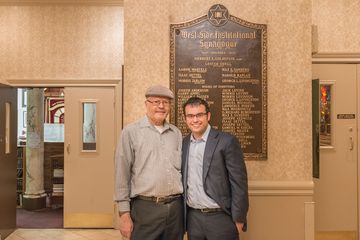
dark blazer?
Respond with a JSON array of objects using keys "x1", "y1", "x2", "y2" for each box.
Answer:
[{"x1": 182, "y1": 127, "x2": 249, "y2": 231}]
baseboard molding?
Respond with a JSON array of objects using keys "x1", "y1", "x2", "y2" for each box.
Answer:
[
  {"x1": 64, "y1": 213, "x2": 113, "y2": 228},
  {"x1": 315, "y1": 231, "x2": 357, "y2": 240},
  {"x1": 249, "y1": 180, "x2": 314, "y2": 196}
]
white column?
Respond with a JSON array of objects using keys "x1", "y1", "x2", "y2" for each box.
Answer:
[{"x1": 23, "y1": 88, "x2": 46, "y2": 210}]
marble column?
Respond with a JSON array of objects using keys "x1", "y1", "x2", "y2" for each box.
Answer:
[{"x1": 23, "y1": 88, "x2": 46, "y2": 210}]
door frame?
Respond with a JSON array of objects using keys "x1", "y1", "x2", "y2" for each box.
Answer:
[
  {"x1": 6, "y1": 78, "x2": 122, "y2": 134},
  {"x1": 313, "y1": 53, "x2": 360, "y2": 237},
  {"x1": 4, "y1": 78, "x2": 122, "y2": 228}
]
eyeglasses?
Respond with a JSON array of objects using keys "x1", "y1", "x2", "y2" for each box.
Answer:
[
  {"x1": 146, "y1": 99, "x2": 170, "y2": 106},
  {"x1": 185, "y1": 112, "x2": 208, "y2": 119}
]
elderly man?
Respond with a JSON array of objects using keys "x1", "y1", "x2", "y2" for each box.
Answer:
[{"x1": 114, "y1": 85, "x2": 184, "y2": 240}]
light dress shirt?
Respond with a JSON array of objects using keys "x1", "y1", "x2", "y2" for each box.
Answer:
[
  {"x1": 114, "y1": 116, "x2": 183, "y2": 212},
  {"x1": 187, "y1": 125, "x2": 220, "y2": 209}
]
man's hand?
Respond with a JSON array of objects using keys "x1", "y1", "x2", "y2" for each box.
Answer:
[
  {"x1": 119, "y1": 212, "x2": 133, "y2": 239},
  {"x1": 235, "y1": 222, "x2": 244, "y2": 233}
]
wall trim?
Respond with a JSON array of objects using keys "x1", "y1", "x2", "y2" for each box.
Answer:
[
  {"x1": 0, "y1": 0, "x2": 123, "y2": 6},
  {"x1": 6, "y1": 79, "x2": 121, "y2": 87},
  {"x1": 305, "y1": 202, "x2": 315, "y2": 240},
  {"x1": 312, "y1": 53, "x2": 360, "y2": 63},
  {"x1": 249, "y1": 180, "x2": 314, "y2": 196}
]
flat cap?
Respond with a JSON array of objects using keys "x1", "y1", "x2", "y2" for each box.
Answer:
[{"x1": 145, "y1": 85, "x2": 174, "y2": 99}]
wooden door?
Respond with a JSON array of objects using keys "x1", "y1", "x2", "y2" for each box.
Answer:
[
  {"x1": 312, "y1": 64, "x2": 358, "y2": 238},
  {"x1": 64, "y1": 87, "x2": 115, "y2": 228},
  {"x1": 0, "y1": 84, "x2": 17, "y2": 239}
]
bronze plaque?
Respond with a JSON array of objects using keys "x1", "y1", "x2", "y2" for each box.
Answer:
[{"x1": 170, "y1": 4, "x2": 267, "y2": 160}]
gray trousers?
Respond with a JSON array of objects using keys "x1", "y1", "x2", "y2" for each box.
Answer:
[
  {"x1": 187, "y1": 208, "x2": 239, "y2": 240},
  {"x1": 130, "y1": 197, "x2": 184, "y2": 240}
]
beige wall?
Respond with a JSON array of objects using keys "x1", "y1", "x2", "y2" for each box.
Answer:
[
  {"x1": 124, "y1": 0, "x2": 313, "y2": 181},
  {"x1": 124, "y1": 2, "x2": 314, "y2": 238},
  {"x1": 312, "y1": 0, "x2": 360, "y2": 53},
  {"x1": 0, "y1": 0, "x2": 358, "y2": 238},
  {"x1": 1, "y1": 1, "x2": 358, "y2": 182},
  {"x1": 7, "y1": 1, "x2": 359, "y2": 238},
  {"x1": 0, "y1": 3, "x2": 124, "y2": 82},
  {"x1": 0, "y1": 2, "x2": 124, "y2": 135}
]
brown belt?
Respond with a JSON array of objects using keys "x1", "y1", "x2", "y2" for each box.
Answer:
[
  {"x1": 190, "y1": 207, "x2": 223, "y2": 213},
  {"x1": 135, "y1": 194, "x2": 181, "y2": 204}
]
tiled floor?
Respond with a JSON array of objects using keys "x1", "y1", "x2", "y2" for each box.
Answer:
[{"x1": 5, "y1": 229, "x2": 123, "y2": 240}]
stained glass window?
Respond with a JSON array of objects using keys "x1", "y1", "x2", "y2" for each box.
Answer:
[{"x1": 320, "y1": 84, "x2": 331, "y2": 146}]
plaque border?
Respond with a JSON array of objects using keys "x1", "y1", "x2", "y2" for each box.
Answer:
[{"x1": 170, "y1": 12, "x2": 267, "y2": 161}]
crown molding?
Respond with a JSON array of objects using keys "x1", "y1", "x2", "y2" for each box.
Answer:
[
  {"x1": 0, "y1": 0, "x2": 124, "y2": 6},
  {"x1": 312, "y1": 52, "x2": 360, "y2": 63}
]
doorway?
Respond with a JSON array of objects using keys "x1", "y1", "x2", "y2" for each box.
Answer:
[
  {"x1": 15, "y1": 86, "x2": 116, "y2": 229},
  {"x1": 16, "y1": 87, "x2": 65, "y2": 228},
  {"x1": 312, "y1": 64, "x2": 359, "y2": 240}
]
